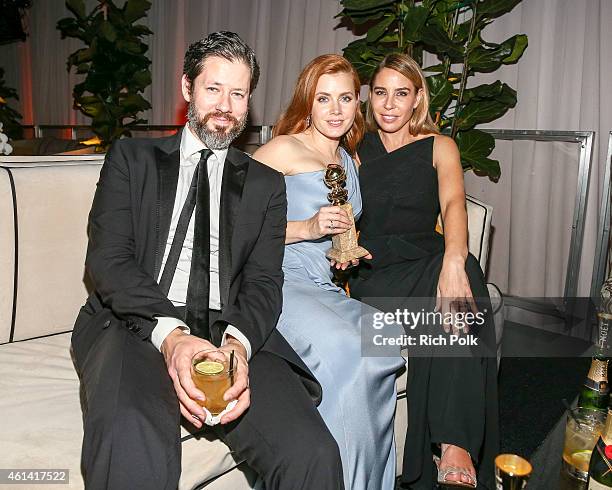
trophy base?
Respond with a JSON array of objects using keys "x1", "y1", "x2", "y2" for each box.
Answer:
[{"x1": 326, "y1": 245, "x2": 370, "y2": 263}]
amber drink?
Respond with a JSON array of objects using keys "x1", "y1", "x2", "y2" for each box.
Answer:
[{"x1": 191, "y1": 350, "x2": 234, "y2": 416}]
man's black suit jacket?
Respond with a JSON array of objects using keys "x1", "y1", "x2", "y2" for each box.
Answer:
[{"x1": 72, "y1": 130, "x2": 320, "y2": 402}]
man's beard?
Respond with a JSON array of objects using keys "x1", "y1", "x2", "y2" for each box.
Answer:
[{"x1": 187, "y1": 101, "x2": 248, "y2": 150}]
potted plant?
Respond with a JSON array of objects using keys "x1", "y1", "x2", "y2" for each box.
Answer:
[
  {"x1": 339, "y1": 0, "x2": 528, "y2": 180},
  {"x1": 57, "y1": 0, "x2": 153, "y2": 151}
]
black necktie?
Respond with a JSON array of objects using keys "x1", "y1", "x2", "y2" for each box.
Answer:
[{"x1": 159, "y1": 149, "x2": 213, "y2": 339}]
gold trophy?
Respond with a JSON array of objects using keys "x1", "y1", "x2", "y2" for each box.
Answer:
[{"x1": 323, "y1": 163, "x2": 369, "y2": 263}]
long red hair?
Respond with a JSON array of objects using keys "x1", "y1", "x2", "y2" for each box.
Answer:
[{"x1": 273, "y1": 54, "x2": 365, "y2": 156}]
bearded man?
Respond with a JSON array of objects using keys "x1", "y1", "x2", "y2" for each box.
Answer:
[{"x1": 72, "y1": 31, "x2": 343, "y2": 490}]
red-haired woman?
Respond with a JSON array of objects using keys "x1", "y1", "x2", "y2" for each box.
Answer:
[
  {"x1": 254, "y1": 54, "x2": 405, "y2": 490},
  {"x1": 348, "y1": 53, "x2": 499, "y2": 489}
]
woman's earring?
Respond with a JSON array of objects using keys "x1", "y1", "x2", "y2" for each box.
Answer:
[{"x1": 305, "y1": 114, "x2": 311, "y2": 127}]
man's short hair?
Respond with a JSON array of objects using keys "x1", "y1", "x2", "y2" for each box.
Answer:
[{"x1": 183, "y1": 31, "x2": 260, "y2": 92}]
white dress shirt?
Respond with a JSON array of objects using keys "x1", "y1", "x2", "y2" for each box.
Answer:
[{"x1": 151, "y1": 125, "x2": 251, "y2": 359}]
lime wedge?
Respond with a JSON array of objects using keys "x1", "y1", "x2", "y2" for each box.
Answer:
[
  {"x1": 195, "y1": 360, "x2": 224, "y2": 375},
  {"x1": 570, "y1": 449, "x2": 592, "y2": 472}
]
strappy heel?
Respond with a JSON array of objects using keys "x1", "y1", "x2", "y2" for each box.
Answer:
[{"x1": 433, "y1": 446, "x2": 478, "y2": 488}]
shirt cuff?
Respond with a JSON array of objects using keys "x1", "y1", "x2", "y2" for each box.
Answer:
[
  {"x1": 222, "y1": 325, "x2": 252, "y2": 361},
  {"x1": 152, "y1": 317, "x2": 190, "y2": 352}
]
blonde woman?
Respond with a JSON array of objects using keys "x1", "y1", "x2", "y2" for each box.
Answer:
[{"x1": 348, "y1": 53, "x2": 499, "y2": 489}]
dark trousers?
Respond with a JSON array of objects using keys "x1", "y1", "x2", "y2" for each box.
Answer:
[{"x1": 73, "y1": 311, "x2": 344, "y2": 490}]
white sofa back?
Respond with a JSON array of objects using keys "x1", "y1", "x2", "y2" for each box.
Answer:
[{"x1": 0, "y1": 155, "x2": 104, "y2": 344}]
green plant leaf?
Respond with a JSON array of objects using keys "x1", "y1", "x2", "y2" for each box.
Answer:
[
  {"x1": 132, "y1": 24, "x2": 154, "y2": 36},
  {"x1": 72, "y1": 47, "x2": 94, "y2": 64},
  {"x1": 402, "y1": 6, "x2": 429, "y2": 42},
  {"x1": 366, "y1": 15, "x2": 396, "y2": 43},
  {"x1": 454, "y1": 18, "x2": 474, "y2": 42},
  {"x1": 57, "y1": 18, "x2": 82, "y2": 39},
  {"x1": 423, "y1": 63, "x2": 445, "y2": 73},
  {"x1": 130, "y1": 70, "x2": 152, "y2": 90},
  {"x1": 78, "y1": 100, "x2": 105, "y2": 118},
  {"x1": 468, "y1": 34, "x2": 526, "y2": 72},
  {"x1": 77, "y1": 95, "x2": 102, "y2": 106},
  {"x1": 343, "y1": 39, "x2": 383, "y2": 82},
  {"x1": 124, "y1": 0, "x2": 152, "y2": 23},
  {"x1": 477, "y1": 0, "x2": 522, "y2": 17},
  {"x1": 379, "y1": 33, "x2": 399, "y2": 43},
  {"x1": 455, "y1": 98, "x2": 514, "y2": 129},
  {"x1": 461, "y1": 81, "x2": 517, "y2": 106},
  {"x1": 341, "y1": 0, "x2": 395, "y2": 12},
  {"x1": 99, "y1": 21, "x2": 117, "y2": 42},
  {"x1": 420, "y1": 23, "x2": 464, "y2": 58},
  {"x1": 467, "y1": 42, "x2": 508, "y2": 72},
  {"x1": 502, "y1": 34, "x2": 528, "y2": 64},
  {"x1": 455, "y1": 129, "x2": 500, "y2": 178},
  {"x1": 119, "y1": 93, "x2": 151, "y2": 112},
  {"x1": 65, "y1": 0, "x2": 86, "y2": 20},
  {"x1": 427, "y1": 74, "x2": 453, "y2": 112}
]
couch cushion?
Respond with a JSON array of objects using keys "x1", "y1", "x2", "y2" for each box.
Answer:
[
  {"x1": 0, "y1": 332, "x2": 248, "y2": 489},
  {"x1": 0, "y1": 157, "x2": 104, "y2": 342}
]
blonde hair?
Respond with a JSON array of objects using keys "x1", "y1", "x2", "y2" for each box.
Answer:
[
  {"x1": 273, "y1": 54, "x2": 365, "y2": 155},
  {"x1": 366, "y1": 53, "x2": 438, "y2": 136}
]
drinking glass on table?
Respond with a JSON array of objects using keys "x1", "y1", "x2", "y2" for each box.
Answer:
[
  {"x1": 562, "y1": 407, "x2": 606, "y2": 481},
  {"x1": 191, "y1": 349, "x2": 235, "y2": 416}
]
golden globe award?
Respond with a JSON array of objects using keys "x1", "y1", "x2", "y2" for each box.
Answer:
[{"x1": 323, "y1": 163, "x2": 370, "y2": 263}]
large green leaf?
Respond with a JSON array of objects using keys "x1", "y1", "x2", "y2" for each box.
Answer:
[
  {"x1": 502, "y1": 34, "x2": 528, "y2": 64},
  {"x1": 124, "y1": 0, "x2": 152, "y2": 23},
  {"x1": 77, "y1": 95, "x2": 101, "y2": 106},
  {"x1": 132, "y1": 24, "x2": 154, "y2": 36},
  {"x1": 427, "y1": 74, "x2": 453, "y2": 112},
  {"x1": 455, "y1": 98, "x2": 514, "y2": 130},
  {"x1": 78, "y1": 100, "x2": 105, "y2": 118},
  {"x1": 477, "y1": 0, "x2": 522, "y2": 17},
  {"x1": 402, "y1": 6, "x2": 429, "y2": 43},
  {"x1": 467, "y1": 41, "x2": 508, "y2": 72},
  {"x1": 420, "y1": 23, "x2": 464, "y2": 59},
  {"x1": 461, "y1": 81, "x2": 517, "y2": 106},
  {"x1": 366, "y1": 15, "x2": 396, "y2": 43},
  {"x1": 455, "y1": 129, "x2": 500, "y2": 178}
]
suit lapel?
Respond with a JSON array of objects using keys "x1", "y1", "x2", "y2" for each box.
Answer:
[
  {"x1": 218, "y1": 147, "x2": 249, "y2": 308},
  {"x1": 154, "y1": 133, "x2": 181, "y2": 279}
]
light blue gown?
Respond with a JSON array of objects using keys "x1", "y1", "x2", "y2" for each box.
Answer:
[{"x1": 277, "y1": 149, "x2": 405, "y2": 490}]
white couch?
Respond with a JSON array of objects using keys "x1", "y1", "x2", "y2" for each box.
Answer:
[
  {"x1": 0, "y1": 154, "x2": 499, "y2": 489},
  {"x1": 0, "y1": 155, "x2": 409, "y2": 489}
]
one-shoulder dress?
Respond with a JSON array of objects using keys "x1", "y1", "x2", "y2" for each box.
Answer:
[
  {"x1": 276, "y1": 147, "x2": 405, "y2": 490},
  {"x1": 348, "y1": 132, "x2": 499, "y2": 489}
]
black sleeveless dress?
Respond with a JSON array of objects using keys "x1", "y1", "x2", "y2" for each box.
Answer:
[{"x1": 349, "y1": 132, "x2": 499, "y2": 489}]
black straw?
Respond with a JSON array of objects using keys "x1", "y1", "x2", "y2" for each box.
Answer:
[{"x1": 229, "y1": 350, "x2": 235, "y2": 385}]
